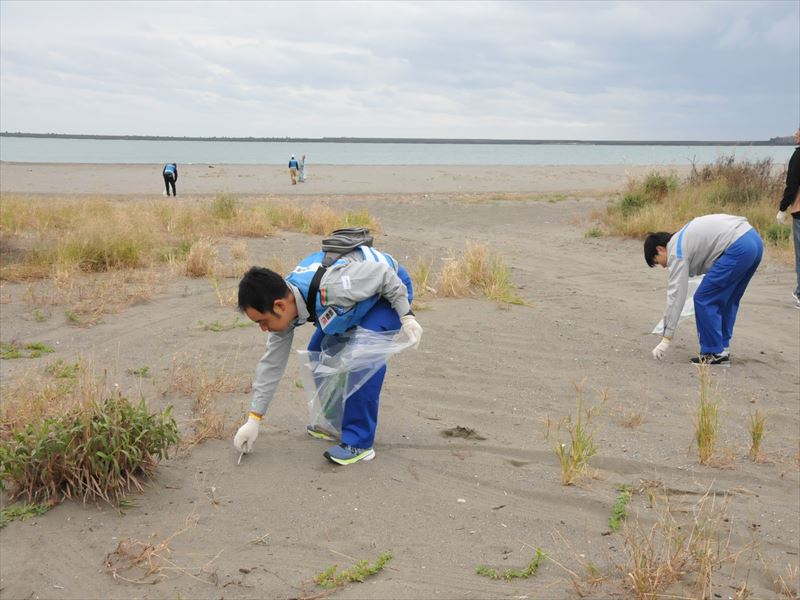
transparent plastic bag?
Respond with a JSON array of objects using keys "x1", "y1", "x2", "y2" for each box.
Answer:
[
  {"x1": 652, "y1": 275, "x2": 704, "y2": 335},
  {"x1": 297, "y1": 327, "x2": 416, "y2": 437}
]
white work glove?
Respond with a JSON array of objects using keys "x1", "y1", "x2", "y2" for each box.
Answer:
[
  {"x1": 400, "y1": 314, "x2": 423, "y2": 349},
  {"x1": 777, "y1": 210, "x2": 787, "y2": 224},
  {"x1": 233, "y1": 414, "x2": 261, "y2": 453},
  {"x1": 651, "y1": 337, "x2": 671, "y2": 360}
]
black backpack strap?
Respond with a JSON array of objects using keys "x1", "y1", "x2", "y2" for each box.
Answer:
[
  {"x1": 305, "y1": 265, "x2": 327, "y2": 323},
  {"x1": 305, "y1": 250, "x2": 345, "y2": 323}
]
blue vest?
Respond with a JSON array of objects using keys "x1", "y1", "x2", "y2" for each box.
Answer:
[
  {"x1": 164, "y1": 164, "x2": 176, "y2": 176},
  {"x1": 285, "y1": 247, "x2": 398, "y2": 335}
]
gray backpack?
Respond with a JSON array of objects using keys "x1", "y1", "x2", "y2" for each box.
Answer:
[{"x1": 306, "y1": 228, "x2": 375, "y2": 322}]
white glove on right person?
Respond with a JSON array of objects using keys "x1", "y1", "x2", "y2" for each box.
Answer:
[
  {"x1": 651, "y1": 337, "x2": 671, "y2": 360},
  {"x1": 400, "y1": 314, "x2": 423, "y2": 349},
  {"x1": 234, "y1": 414, "x2": 261, "y2": 453},
  {"x1": 776, "y1": 210, "x2": 787, "y2": 224}
]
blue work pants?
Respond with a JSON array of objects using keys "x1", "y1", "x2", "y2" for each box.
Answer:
[
  {"x1": 793, "y1": 216, "x2": 800, "y2": 298},
  {"x1": 307, "y1": 299, "x2": 400, "y2": 449},
  {"x1": 693, "y1": 228, "x2": 763, "y2": 354}
]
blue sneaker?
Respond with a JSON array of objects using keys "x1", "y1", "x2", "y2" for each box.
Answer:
[
  {"x1": 324, "y1": 443, "x2": 376, "y2": 465},
  {"x1": 306, "y1": 425, "x2": 337, "y2": 441}
]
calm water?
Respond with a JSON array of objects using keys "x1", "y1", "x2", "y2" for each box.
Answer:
[{"x1": 0, "y1": 135, "x2": 794, "y2": 166}]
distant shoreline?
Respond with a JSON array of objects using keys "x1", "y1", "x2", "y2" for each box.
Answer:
[{"x1": 1, "y1": 132, "x2": 794, "y2": 146}]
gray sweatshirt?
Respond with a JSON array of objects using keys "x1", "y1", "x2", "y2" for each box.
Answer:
[
  {"x1": 250, "y1": 255, "x2": 410, "y2": 416},
  {"x1": 662, "y1": 214, "x2": 752, "y2": 338}
]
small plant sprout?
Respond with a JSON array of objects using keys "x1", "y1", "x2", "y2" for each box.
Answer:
[
  {"x1": 585, "y1": 226, "x2": 604, "y2": 238},
  {"x1": 476, "y1": 548, "x2": 547, "y2": 580},
  {"x1": 694, "y1": 364, "x2": 720, "y2": 465},
  {"x1": 609, "y1": 485, "x2": 633, "y2": 532},
  {"x1": 313, "y1": 551, "x2": 392, "y2": 589},
  {"x1": 748, "y1": 408, "x2": 767, "y2": 461},
  {"x1": 45, "y1": 359, "x2": 81, "y2": 379},
  {"x1": 549, "y1": 380, "x2": 606, "y2": 485},
  {"x1": 127, "y1": 366, "x2": 150, "y2": 378}
]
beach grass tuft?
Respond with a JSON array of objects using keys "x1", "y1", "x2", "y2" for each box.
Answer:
[
  {"x1": 549, "y1": 380, "x2": 606, "y2": 486},
  {"x1": 694, "y1": 364, "x2": 720, "y2": 465},
  {"x1": 0, "y1": 394, "x2": 178, "y2": 504},
  {"x1": 748, "y1": 408, "x2": 767, "y2": 462},
  {"x1": 436, "y1": 241, "x2": 526, "y2": 305},
  {"x1": 622, "y1": 490, "x2": 736, "y2": 600}
]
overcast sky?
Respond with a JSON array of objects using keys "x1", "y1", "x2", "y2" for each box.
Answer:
[{"x1": 1, "y1": 0, "x2": 797, "y2": 141}]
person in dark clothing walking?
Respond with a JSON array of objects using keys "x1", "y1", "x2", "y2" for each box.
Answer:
[
  {"x1": 776, "y1": 127, "x2": 800, "y2": 308},
  {"x1": 163, "y1": 163, "x2": 178, "y2": 196}
]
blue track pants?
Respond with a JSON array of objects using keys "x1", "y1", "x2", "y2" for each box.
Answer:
[
  {"x1": 307, "y1": 299, "x2": 400, "y2": 449},
  {"x1": 693, "y1": 228, "x2": 763, "y2": 354}
]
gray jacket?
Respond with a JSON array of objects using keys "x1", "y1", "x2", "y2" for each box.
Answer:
[
  {"x1": 250, "y1": 255, "x2": 410, "y2": 415},
  {"x1": 662, "y1": 214, "x2": 752, "y2": 338}
]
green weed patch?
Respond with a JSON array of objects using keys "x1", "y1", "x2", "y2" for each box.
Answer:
[
  {"x1": 476, "y1": 548, "x2": 547, "y2": 580},
  {"x1": 0, "y1": 502, "x2": 50, "y2": 528},
  {"x1": 314, "y1": 551, "x2": 393, "y2": 589},
  {"x1": 1, "y1": 341, "x2": 55, "y2": 359}
]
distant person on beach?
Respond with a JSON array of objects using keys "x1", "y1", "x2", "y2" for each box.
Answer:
[
  {"x1": 162, "y1": 163, "x2": 178, "y2": 196},
  {"x1": 776, "y1": 127, "x2": 800, "y2": 308},
  {"x1": 233, "y1": 230, "x2": 422, "y2": 466},
  {"x1": 299, "y1": 154, "x2": 306, "y2": 183},
  {"x1": 645, "y1": 213, "x2": 763, "y2": 366},
  {"x1": 288, "y1": 155, "x2": 300, "y2": 185}
]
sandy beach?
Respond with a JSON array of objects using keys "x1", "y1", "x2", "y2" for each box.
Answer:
[
  {"x1": 0, "y1": 162, "x2": 695, "y2": 196},
  {"x1": 0, "y1": 163, "x2": 798, "y2": 599}
]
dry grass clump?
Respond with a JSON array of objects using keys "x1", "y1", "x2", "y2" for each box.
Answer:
[
  {"x1": 257, "y1": 203, "x2": 380, "y2": 236},
  {"x1": 104, "y1": 513, "x2": 202, "y2": 584},
  {"x1": 165, "y1": 356, "x2": 250, "y2": 449},
  {"x1": 622, "y1": 491, "x2": 737, "y2": 599},
  {"x1": 436, "y1": 241, "x2": 525, "y2": 305},
  {"x1": 599, "y1": 156, "x2": 792, "y2": 260},
  {"x1": 0, "y1": 195, "x2": 381, "y2": 280},
  {"x1": 23, "y1": 267, "x2": 164, "y2": 327},
  {"x1": 0, "y1": 360, "x2": 99, "y2": 435},
  {"x1": 184, "y1": 239, "x2": 217, "y2": 278}
]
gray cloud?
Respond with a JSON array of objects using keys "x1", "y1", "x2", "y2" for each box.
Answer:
[{"x1": 1, "y1": 0, "x2": 797, "y2": 139}]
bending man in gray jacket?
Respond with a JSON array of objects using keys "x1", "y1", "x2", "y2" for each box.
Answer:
[
  {"x1": 644, "y1": 213, "x2": 763, "y2": 366},
  {"x1": 233, "y1": 245, "x2": 422, "y2": 465}
]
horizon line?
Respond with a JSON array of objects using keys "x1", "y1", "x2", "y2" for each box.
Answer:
[{"x1": 0, "y1": 131, "x2": 794, "y2": 146}]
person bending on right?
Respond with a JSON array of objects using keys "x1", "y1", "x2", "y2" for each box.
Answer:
[{"x1": 645, "y1": 213, "x2": 763, "y2": 366}]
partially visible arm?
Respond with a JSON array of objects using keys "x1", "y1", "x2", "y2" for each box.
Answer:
[
  {"x1": 662, "y1": 259, "x2": 689, "y2": 339},
  {"x1": 250, "y1": 328, "x2": 296, "y2": 416},
  {"x1": 780, "y1": 149, "x2": 800, "y2": 212},
  {"x1": 325, "y1": 261, "x2": 411, "y2": 316}
]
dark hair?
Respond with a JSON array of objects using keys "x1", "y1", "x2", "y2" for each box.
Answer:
[
  {"x1": 237, "y1": 267, "x2": 289, "y2": 313},
  {"x1": 643, "y1": 231, "x2": 674, "y2": 267}
]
